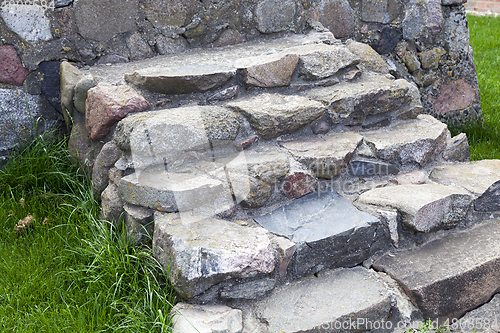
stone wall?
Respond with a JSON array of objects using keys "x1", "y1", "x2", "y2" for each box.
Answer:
[{"x1": 0, "y1": 0, "x2": 481, "y2": 163}]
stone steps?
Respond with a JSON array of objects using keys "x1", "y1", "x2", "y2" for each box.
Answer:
[{"x1": 62, "y1": 31, "x2": 500, "y2": 332}]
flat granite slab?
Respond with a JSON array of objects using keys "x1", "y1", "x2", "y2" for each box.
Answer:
[
  {"x1": 254, "y1": 189, "x2": 389, "y2": 278},
  {"x1": 373, "y1": 219, "x2": 500, "y2": 320}
]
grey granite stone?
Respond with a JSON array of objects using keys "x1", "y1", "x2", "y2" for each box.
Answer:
[{"x1": 254, "y1": 190, "x2": 387, "y2": 278}]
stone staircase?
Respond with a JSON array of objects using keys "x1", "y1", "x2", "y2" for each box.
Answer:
[{"x1": 64, "y1": 28, "x2": 500, "y2": 333}]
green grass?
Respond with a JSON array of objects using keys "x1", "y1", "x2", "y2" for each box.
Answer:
[
  {"x1": 0, "y1": 136, "x2": 175, "y2": 332},
  {"x1": 459, "y1": 15, "x2": 500, "y2": 160}
]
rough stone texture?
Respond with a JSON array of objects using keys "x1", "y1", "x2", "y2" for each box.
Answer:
[
  {"x1": 0, "y1": 4, "x2": 52, "y2": 43},
  {"x1": 171, "y1": 303, "x2": 243, "y2": 333},
  {"x1": 254, "y1": 190, "x2": 385, "y2": 278},
  {"x1": 0, "y1": 88, "x2": 59, "y2": 160},
  {"x1": 73, "y1": 74, "x2": 98, "y2": 114},
  {"x1": 254, "y1": 267, "x2": 394, "y2": 333},
  {"x1": 153, "y1": 213, "x2": 275, "y2": 299},
  {"x1": 306, "y1": 73, "x2": 418, "y2": 126},
  {"x1": 0, "y1": 45, "x2": 28, "y2": 86},
  {"x1": 86, "y1": 83, "x2": 150, "y2": 141},
  {"x1": 390, "y1": 170, "x2": 427, "y2": 185},
  {"x1": 101, "y1": 184, "x2": 124, "y2": 224},
  {"x1": 282, "y1": 132, "x2": 363, "y2": 179},
  {"x1": 418, "y1": 47, "x2": 445, "y2": 69},
  {"x1": 226, "y1": 93, "x2": 326, "y2": 139},
  {"x1": 298, "y1": 45, "x2": 360, "y2": 80},
  {"x1": 282, "y1": 171, "x2": 318, "y2": 199},
  {"x1": 272, "y1": 235, "x2": 297, "y2": 282},
  {"x1": 118, "y1": 168, "x2": 226, "y2": 212},
  {"x1": 255, "y1": 0, "x2": 297, "y2": 34},
  {"x1": 155, "y1": 35, "x2": 188, "y2": 55},
  {"x1": 207, "y1": 86, "x2": 239, "y2": 103},
  {"x1": 239, "y1": 53, "x2": 299, "y2": 88},
  {"x1": 74, "y1": 0, "x2": 139, "y2": 41},
  {"x1": 475, "y1": 181, "x2": 500, "y2": 212},
  {"x1": 142, "y1": 0, "x2": 200, "y2": 29},
  {"x1": 361, "y1": 0, "x2": 388, "y2": 23},
  {"x1": 362, "y1": 115, "x2": 449, "y2": 166},
  {"x1": 429, "y1": 160, "x2": 500, "y2": 195},
  {"x1": 114, "y1": 105, "x2": 240, "y2": 169},
  {"x1": 126, "y1": 33, "x2": 155, "y2": 61},
  {"x1": 123, "y1": 203, "x2": 154, "y2": 244},
  {"x1": 403, "y1": 52, "x2": 421, "y2": 73},
  {"x1": 91, "y1": 141, "x2": 122, "y2": 196},
  {"x1": 349, "y1": 159, "x2": 399, "y2": 177},
  {"x1": 124, "y1": 65, "x2": 235, "y2": 94},
  {"x1": 38, "y1": 61, "x2": 62, "y2": 114},
  {"x1": 433, "y1": 79, "x2": 476, "y2": 115},
  {"x1": 459, "y1": 294, "x2": 500, "y2": 333},
  {"x1": 310, "y1": 0, "x2": 355, "y2": 38},
  {"x1": 60, "y1": 61, "x2": 82, "y2": 122},
  {"x1": 68, "y1": 112, "x2": 104, "y2": 173},
  {"x1": 443, "y1": 133, "x2": 470, "y2": 162},
  {"x1": 357, "y1": 184, "x2": 473, "y2": 232},
  {"x1": 373, "y1": 220, "x2": 500, "y2": 320}
]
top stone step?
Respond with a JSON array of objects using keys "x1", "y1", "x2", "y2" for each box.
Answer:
[{"x1": 81, "y1": 32, "x2": 372, "y2": 94}]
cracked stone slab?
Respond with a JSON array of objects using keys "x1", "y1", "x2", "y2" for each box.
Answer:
[
  {"x1": 429, "y1": 160, "x2": 500, "y2": 195},
  {"x1": 373, "y1": 220, "x2": 500, "y2": 320},
  {"x1": 357, "y1": 184, "x2": 473, "y2": 232},
  {"x1": 253, "y1": 266, "x2": 394, "y2": 333},
  {"x1": 362, "y1": 114, "x2": 449, "y2": 166},
  {"x1": 281, "y1": 132, "x2": 363, "y2": 179},
  {"x1": 153, "y1": 213, "x2": 275, "y2": 299},
  {"x1": 171, "y1": 303, "x2": 243, "y2": 333},
  {"x1": 124, "y1": 64, "x2": 236, "y2": 94},
  {"x1": 118, "y1": 166, "x2": 233, "y2": 214},
  {"x1": 306, "y1": 73, "x2": 419, "y2": 126},
  {"x1": 226, "y1": 93, "x2": 326, "y2": 139},
  {"x1": 254, "y1": 190, "x2": 387, "y2": 278}
]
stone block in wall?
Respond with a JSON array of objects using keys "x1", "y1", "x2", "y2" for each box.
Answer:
[
  {"x1": 310, "y1": 0, "x2": 355, "y2": 38},
  {"x1": 74, "y1": 0, "x2": 139, "y2": 41},
  {"x1": 142, "y1": 0, "x2": 201, "y2": 29},
  {"x1": 0, "y1": 4, "x2": 52, "y2": 43},
  {"x1": 0, "y1": 45, "x2": 28, "y2": 86},
  {"x1": 255, "y1": 0, "x2": 297, "y2": 34},
  {"x1": 0, "y1": 88, "x2": 60, "y2": 165},
  {"x1": 92, "y1": 141, "x2": 122, "y2": 197},
  {"x1": 126, "y1": 33, "x2": 155, "y2": 61},
  {"x1": 432, "y1": 79, "x2": 476, "y2": 116},
  {"x1": 170, "y1": 303, "x2": 243, "y2": 333},
  {"x1": 38, "y1": 61, "x2": 62, "y2": 114},
  {"x1": 68, "y1": 111, "x2": 104, "y2": 173},
  {"x1": 86, "y1": 83, "x2": 151, "y2": 141},
  {"x1": 123, "y1": 203, "x2": 154, "y2": 244},
  {"x1": 101, "y1": 183, "x2": 124, "y2": 224},
  {"x1": 73, "y1": 75, "x2": 99, "y2": 114},
  {"x1": 346, "y1": 40, "x2": 389, "y2": 74},
  {"x1": 60, "y1": 61, "x2": 83, "y2": 127}
]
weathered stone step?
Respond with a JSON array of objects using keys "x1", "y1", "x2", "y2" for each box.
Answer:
[
  {"x1": 372, "y1": 219, "x2": 500, "y2": 321},
  {"x1": 430, "y1": 160, "x2": 500, "y2": 195},
  {"x1": 254, "y1": 189, "x2": 389, "y2": 278},
  {"x1": 357, "y1": 183, "x2": 473, "y2": 233},
  {"x1": 246, "y1": 266, "x2": 407, "y2": 333},
  {"x1": 153, "y1": 212, "x2": 284, "y2": 301},
  {"x1": 82, "y1": 32, "x2": 362, "y2": 93},
  {"x1": 305, "y1": 72, "x2": 422, "y2": 127}
]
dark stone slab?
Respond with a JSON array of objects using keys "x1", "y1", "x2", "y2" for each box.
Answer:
[
  {"x1": 38, "y1": 61, "x2": 62, "y2": 113},
  {"x1": 370, "y1": 26, "x2": 403, "y2": 54},
  {"x1": 373, "y1": 220, "x2": 500, "y2": 320},
  {"x1": 475, "y1": 181, "x2": 500, "y2": 212},
  {"x1": 254, "y1": 190, "x2": 389, "y2": 278},
  {"x1": 349, "y1": 159, "x2": 399, "y2": 176}
]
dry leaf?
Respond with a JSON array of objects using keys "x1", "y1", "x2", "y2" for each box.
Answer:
[{"x1": 15, "y1": 215, "x2": 34, "y2": 235}]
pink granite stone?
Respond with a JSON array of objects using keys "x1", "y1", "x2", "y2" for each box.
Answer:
[
  {"x1": 0, "y1": 45, "x2": 29, "y2": 86},
  {"x1": 86, "y1": 83, "x2": 150, "y2": 141},
  {"x1": 283, "y1": 172, "x2": 318, "y2": 199},
  {"x1": 433, "y1": 79, "x2": 476, "y2": 114}
]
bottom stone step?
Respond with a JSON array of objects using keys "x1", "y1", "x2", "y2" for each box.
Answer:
[
  {"x1": 247, "y1": 266, "x2": 406, "y2": 333},
  {"x1": 373, "y1": 219, "x2": 500, "y2": 321}
]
